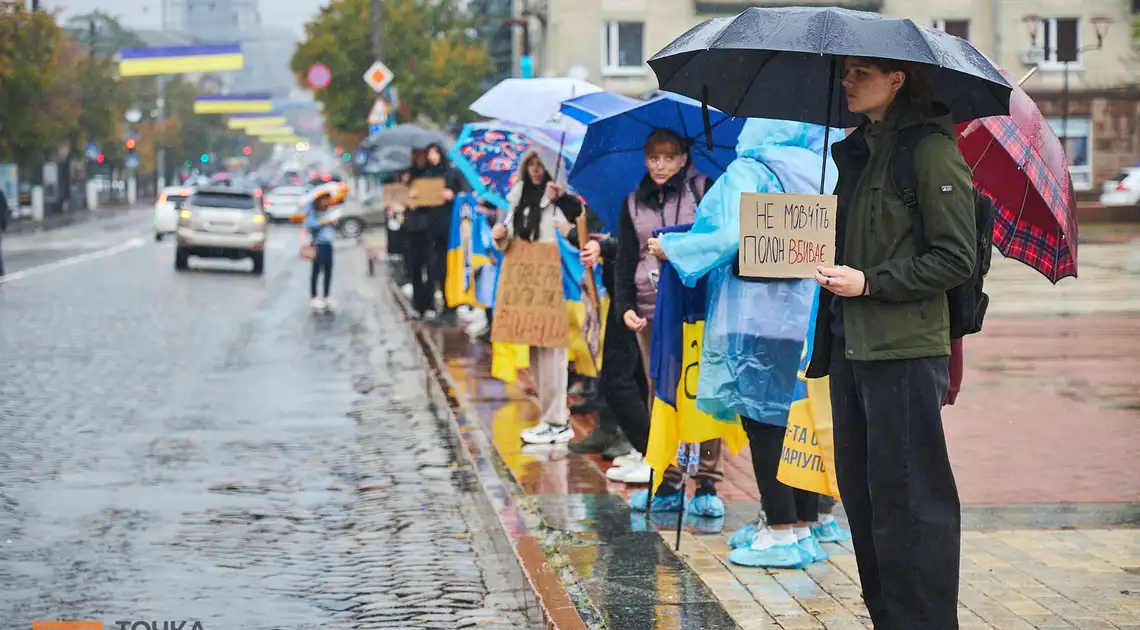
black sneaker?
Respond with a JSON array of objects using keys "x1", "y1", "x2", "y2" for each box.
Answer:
[{"x1": 569, "y1": 427, "x2": 620, "y2": 454}]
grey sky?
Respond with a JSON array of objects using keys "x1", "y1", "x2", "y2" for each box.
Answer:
[{"x1": 43, "y1": 0, "x2": 324, "y2": 37}]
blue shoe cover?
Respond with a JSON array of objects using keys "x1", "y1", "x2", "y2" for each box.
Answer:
[
  {"x1": 728, "y1": 524, "x2": 757, "y2": 549},
  {"x1": 797, "y1": 535, "x2": 830, "y2": 563},
  {"x1": 727, "y1": 542, "x2": 807, "y2": 569},
  {"x1": 689, "y1": 493, "x2": 726, "y2": 518},
  {"x1": 811, "y1": 520, "x2": 852, "y2": 543},
  {"x1": 630, "y1": 489, "x2": 685, "y2": 513}
]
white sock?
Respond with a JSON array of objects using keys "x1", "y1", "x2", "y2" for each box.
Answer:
[
  {"x1": 817, "y1": 514, "x2": 836, "y2": 526},
  {"x1": 771, "y1": 528, "x2": 798, "y2": 546},
  {"x1": 794, "y1": 527, "x2": 812, "y2": 541}
]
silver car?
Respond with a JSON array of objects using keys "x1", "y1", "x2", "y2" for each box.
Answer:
[
  {"x1": 264, "y1": 185, "x2": 310, "y2": 222},
  {"x1": 175, "y1": 187, "x2": 268, "y2": 275}
]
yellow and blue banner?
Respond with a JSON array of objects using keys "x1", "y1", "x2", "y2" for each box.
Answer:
[
  {"x1": 489, "y1": 232, "x2": 608, "y2": 383},
  {"x1": 244, "y1": 126, "x2": 296, "y2": 137},
  {"x1": 118, "y1": 43, "x2": 244, "y2": 77},
  {"x1": 227, "y1": 115, "x2": 286, "y2": 130},
  {"x1": 446, "y1": 194, "x2": 499, "y2": 310},
  {"x1": 193, "y1": 94, "x2": 274, "y2": 115},
  {"x1": 777, "y1": 287, "x2": 840, "y2": 498},
  {"x1": 645, "y1": 224, "x2": 748, "y2": 494}
]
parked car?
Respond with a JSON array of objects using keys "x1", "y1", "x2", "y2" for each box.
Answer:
[
  {"x1": 263, "y1": 185, "x2": 309, "y2": 222},
  {"x1": 175, "y1": 187, "x2": 268, "y2": 275},
  {"x1": 154, "y1": 186, "x2": 196, "y2": 240},
  {"x1": 1099, "y1": 166, "x2": 1140, "y2": 207}
]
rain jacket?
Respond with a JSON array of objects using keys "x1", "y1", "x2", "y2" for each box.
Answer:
[
  {"x1": 806, "y1": 103, "x2": 976, "y2": 376},
  {"x1": 657, "y1": 119, "x2": 841, "y2": 425}
]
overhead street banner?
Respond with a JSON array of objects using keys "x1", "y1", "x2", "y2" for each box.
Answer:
[{"x1": 118, "y1": 43, "x2": 244, "y2": 77}]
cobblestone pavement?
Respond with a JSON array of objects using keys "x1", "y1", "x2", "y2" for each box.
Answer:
[{"x1": 0, "y1": 216, "x2": 533, "y2": 629}]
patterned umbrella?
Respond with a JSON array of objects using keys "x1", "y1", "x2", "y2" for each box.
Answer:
[
  {"x1": 301, "y1": 180, "x2": 349, "y2": 207},
  {"x1": 955, "y1": 77, "x2": 1077, "y2": 283},
  {"x1": 448, "y1": 121, "x2": 582, "y2": 210}
]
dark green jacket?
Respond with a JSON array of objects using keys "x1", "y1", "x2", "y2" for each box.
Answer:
[{"x1": 807, "y1": 104, "x2": 976, "y2": 376}]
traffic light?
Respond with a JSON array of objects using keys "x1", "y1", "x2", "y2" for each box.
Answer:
[
  {"x1": 334, "y1": 146, "x2": 344, "y2": 157},
  {"x1": 96, "y1": 153, "x2": 105, "y2": 164},
  {"x1": 242, "y1": 146, "x2": 252, "y2": 156},
  {"x1": 342, "y1": 152, "x2": 352, "y2": 162},
  {"x1": 125, "y1": 138, "x2": 136, "y2": 150},
  {"x1": 200, "y1": 153, "x2": 210, "y2": 164}
]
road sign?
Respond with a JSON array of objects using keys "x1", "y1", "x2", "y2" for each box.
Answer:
[
  {"x1": 367, "y1": 97, "x2": 390, "y2": 124},
  {"x1": 84, "y1": 143, "x2": 100, "y2": 160},
  {"x1": 126, "y1": 154, "x2": 140, "y2": 169},
  {"x1": 307, "y1": 63, "x2": 331, "y2": 90},
  {"x1": 363, "y1": 60, "x2": 394, "y2": 93}
]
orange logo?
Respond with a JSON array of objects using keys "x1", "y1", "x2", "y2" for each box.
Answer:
[{"x1": 33, "y1": 623, "x2": 102, "y2": 630}]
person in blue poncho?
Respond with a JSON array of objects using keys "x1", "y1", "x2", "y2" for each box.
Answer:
[
  {"x1": 653, "y1": 118, "x2": 852, "y2": 569},
  {"x1": 304, "y1": 191, "x2": 338, "y2": 312}
]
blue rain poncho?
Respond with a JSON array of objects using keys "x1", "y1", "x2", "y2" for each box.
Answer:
[{"x1": 657, "y1": 119, "x2": 842, "y2": 426}]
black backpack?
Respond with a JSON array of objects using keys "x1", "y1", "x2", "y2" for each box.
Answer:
[{"x1": 890, "y1": 124, "x2": 995, "y2": 339}]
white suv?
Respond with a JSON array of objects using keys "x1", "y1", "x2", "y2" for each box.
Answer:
[
  {"x1": 1100, "y1": 167, "x2": 1140, "y2": 207},
  {"x1": 175, "y1": 187, "x2": 268, "y2": 275}
]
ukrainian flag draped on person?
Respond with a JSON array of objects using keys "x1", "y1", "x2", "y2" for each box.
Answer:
[
  {"x1": 645, "y1": 223, "x2": 748, "y2": 495},
  {"x1": 490, "y1": 232, "x2": 607, "y2": 383},
  {"x1": 445, "y1": 193, "x2": 499, "y2": 309}
]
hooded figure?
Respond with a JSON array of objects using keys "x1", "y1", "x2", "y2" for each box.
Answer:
[
  {"x1": 655, "y1": 118, "x2": 849, "y2": 570},
  {"x1": 491, "y1": 151, "x2": 583, "y2": 446}
]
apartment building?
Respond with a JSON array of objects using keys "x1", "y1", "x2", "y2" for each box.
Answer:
[{"x1": 522, "y1": 0, "x2": 1140, "y2": 191}]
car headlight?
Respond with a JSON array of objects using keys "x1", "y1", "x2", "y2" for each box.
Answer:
[
  {"x1": 253, "y1": 213, "x2": 266, "y2": 225},
  {"x1": 178, "y1": 209, "x2": 192, "y2": 225}
]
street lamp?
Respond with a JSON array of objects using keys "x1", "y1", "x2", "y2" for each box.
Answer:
[{"x1": 1023, "y1": 14, "x2": 1112, "y2": 178}]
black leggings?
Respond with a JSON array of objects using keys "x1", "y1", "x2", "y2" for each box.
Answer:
[
  {"x1": 744, "y1": 420, "x2": 820, "y2": 527},
  {"x1": 310, "y1": 243, "x2": 333, "y2": 298}
]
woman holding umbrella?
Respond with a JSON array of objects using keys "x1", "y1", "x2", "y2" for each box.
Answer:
[{"x1": 806, "y1": 57, "x2": 977, "y2": 629}]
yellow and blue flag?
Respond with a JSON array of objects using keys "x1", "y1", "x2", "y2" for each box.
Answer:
[
  {"x1": 776, "y1": 286, "x2": 840, "y2": 498},
  {"x1": 645, "y1": 224, "x2": 748, "y2": 494},
  {"x1": 118, "y1": 43, "x2": 244, "y2": 77},
  {"x1": 228, "y1": 115, "x2": 287, "y2": 130},
  {"x1": 446, "y1": 194, "x2": 499, "y2": 309},
  {"x1": 193, "y1": 94, "x2": 274, "y2": 115},
  {"x1": 490, "y1": 232, "x2": 607, "y2": 383}
]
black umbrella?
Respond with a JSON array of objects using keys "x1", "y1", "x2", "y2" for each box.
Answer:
[
  {"x1": 358, "y1": 123, "x2": 452, "y2": 153},
  {"x1": 648, "y1": 6, "x2": 1012, "y2": 129}
]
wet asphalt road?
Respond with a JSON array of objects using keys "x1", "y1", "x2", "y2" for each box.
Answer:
[{"x1": 0, "y1": 211, "x2": 530, "y2": 629}]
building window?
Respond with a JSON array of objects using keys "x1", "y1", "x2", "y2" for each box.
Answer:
[
  {"x1": 1033, "y1": 17, "x2": 1082, "y2": 68},
  {"x1": 933, "y1": 19, "x2": 970, "y2": 40},
  {"x1": 1046, "y1": 116, "x2": 1092, "y2": 190},
  {"x1": 603, "y1": 21, "x2": 646, "y2": 75}
]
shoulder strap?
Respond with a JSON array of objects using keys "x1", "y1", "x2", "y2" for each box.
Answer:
[{"x1": 890, "y1": 123, "x2": 950, "y2": 253}]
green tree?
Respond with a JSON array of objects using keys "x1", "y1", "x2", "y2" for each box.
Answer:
[
  {"x1": 290, "y1": 0, "x2": 493, "y2": 141},
  {"x1": 0, "y1": 3, "x2": 82, "y2": 166}
]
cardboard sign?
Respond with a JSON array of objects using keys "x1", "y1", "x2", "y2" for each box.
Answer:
[
  {"x1": 411, "y1": 177, "x2": 447, "y2": 207},
  {"x1": 490, "y1": 241, "x2": 570, "y2": 348},
  {"x1": 738, "y1": 192, "x2": 837, "y2": 279},
  {"x1": 383, "y1": 182, "x2": 411, "y2": 209}
]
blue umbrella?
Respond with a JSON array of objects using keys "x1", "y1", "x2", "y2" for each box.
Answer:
[
  {"x1": 560, "y1": 92, "x2": 640, "y2": 124},
  {"x1": 569, "y1": 92, "x2": 745, "y2": 231}
]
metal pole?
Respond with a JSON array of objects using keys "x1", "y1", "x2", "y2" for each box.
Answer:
[
  {"x1": 519, "y1": 0, "x2": 532, "y2": 78},
  {"x1": 1061, "y1": 62, "x2": 1069, "y2": 157},
  {"x1": 156, "y1": 75, "x2": 166, "y2": 190},
  {"x1": 371, "y1": 0, "x2": 383, "y2": 59}
]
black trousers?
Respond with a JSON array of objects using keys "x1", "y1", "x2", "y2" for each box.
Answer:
[
  {"x1": 403, "y1": 230, "x2": 434, "y2": 314},
  {"x1": 309, "y1": 243, "x2": 333, "y2": 298},
  {"x1": 744, "y1": 420, "x2": 820, "y2": 526},
  {"x1": 429, "y1": 228, "x2": 450, "y2": 310},
  {"x1": 598, "y1": 307, "x2": 651, "y2": 453},
  {"x1": 828, "y1": 340, "x2": 959, "y2": 630}
]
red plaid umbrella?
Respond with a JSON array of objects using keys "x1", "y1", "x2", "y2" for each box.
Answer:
[{"x1": 955, "y1": 79, "x2": 1077, "y2": 283}]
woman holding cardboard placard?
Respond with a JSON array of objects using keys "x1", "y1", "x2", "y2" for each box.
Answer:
[
  {"x1": 807, "y1": 58, "x2": 977, "y2": 629},
  {"x1": 491, "y1": 152, "x2": 581, "y2": 446}
]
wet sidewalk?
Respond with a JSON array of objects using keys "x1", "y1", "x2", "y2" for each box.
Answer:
[{"x1": 403, "y1": 239, "x2": 1140, "y2": 629}]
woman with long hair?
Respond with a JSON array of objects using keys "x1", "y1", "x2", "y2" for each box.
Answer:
[{"x1": 807, "y1": 57, "x2": 977, "y2": 629}]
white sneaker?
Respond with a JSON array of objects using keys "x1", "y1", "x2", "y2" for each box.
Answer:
[
  {"x1": 608, "y1": 460, "x2": 652, "y2": 484},
  {"x1": 401, "y1": 284, "x2": 414, "y2": 299},
  {"x1": 323, "y1": 297, "x2": 337, "y2": 311},
  {"x1": 612, "y1": 451, "x2": 644, "y2": 468},
  {"x1": 423, "y1": 309, "x2": 438, "y2": 320},
  {"x1": 520, "y1": 422, "x2": 573, "y2": 445},
  {"x1": 310, "y1": 297, "x2": 326, "y2": 311}
]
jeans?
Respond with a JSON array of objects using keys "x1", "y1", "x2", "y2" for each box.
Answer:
[
  {"x1": 743, "y1": 420, "x2": 819, "y2": 526},
  {"x1": 403, "y1": 230, "x2": 433, "y2": 314},
  {"x1": 828, "y1": 339, "x2": 959, "y2": 630},
  {"x1": 597, "y1": 307, "x2": 651, "y2": 453},
  {"x1": 310, "y1": 242, "x2": 333, "y2": 298}
]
